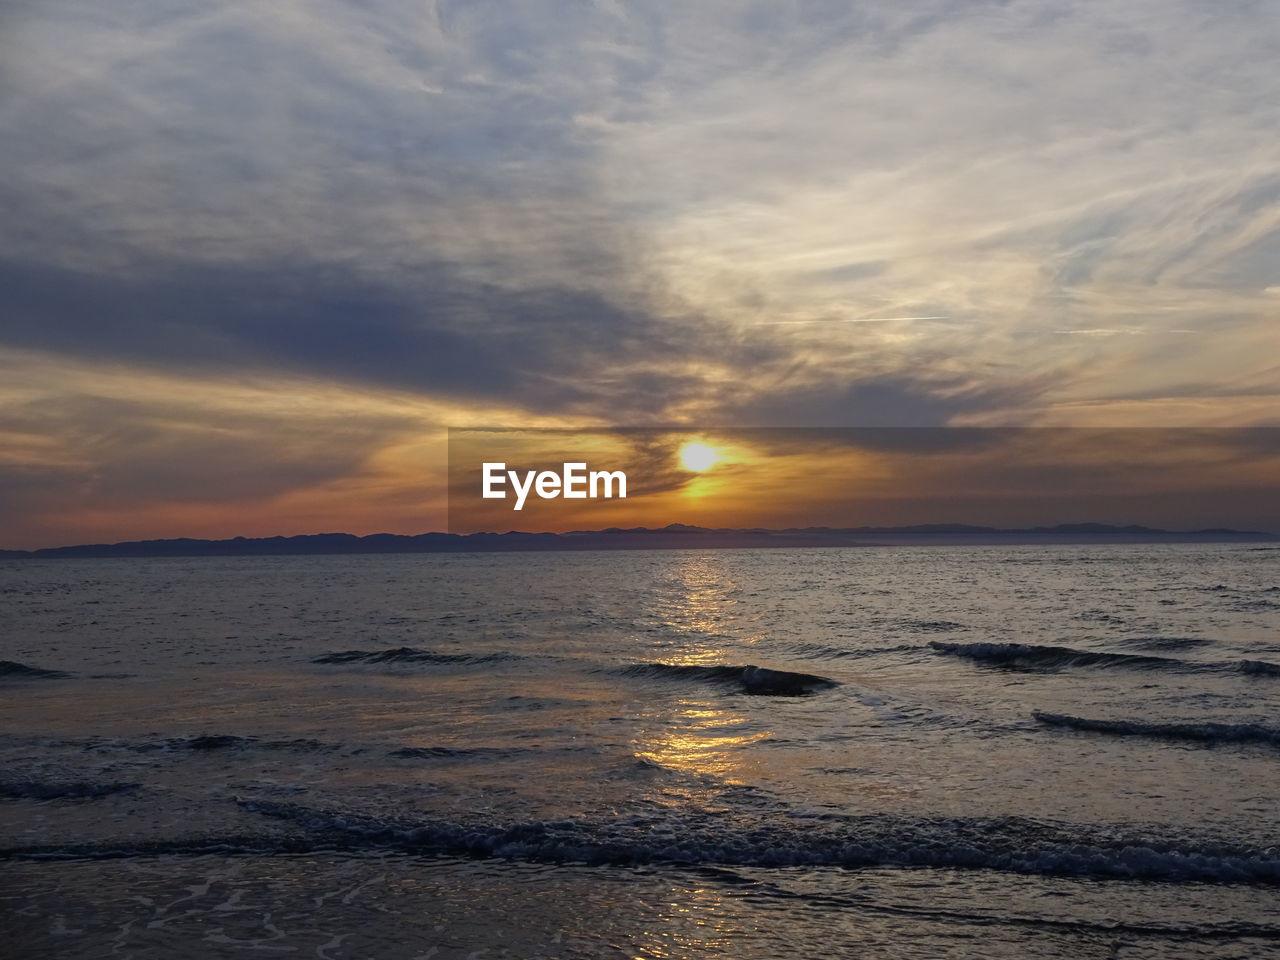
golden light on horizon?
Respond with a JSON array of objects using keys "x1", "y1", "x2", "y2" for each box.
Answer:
[{"x1": 678, "y1": 441, "x2": 721, "y2": 472}]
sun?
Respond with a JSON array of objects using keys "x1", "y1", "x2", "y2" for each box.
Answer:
[{"x1": 678, "y1": 441, "x2": 721, "y2": 472}]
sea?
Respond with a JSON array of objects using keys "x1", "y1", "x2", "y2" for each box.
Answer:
[{"x1": 2, "y1": 544, "x2": 1278, "y2": 959}]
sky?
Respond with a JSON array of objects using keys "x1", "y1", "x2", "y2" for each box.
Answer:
[
  {"x1": 447, "y1": 428, "x2": 1280, "y2": 533},
  {"x1": 2, "y1": 0, "x2": 1279, "y2": 547}
]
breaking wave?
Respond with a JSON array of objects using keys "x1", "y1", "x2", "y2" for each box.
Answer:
[
  {"x1": 617, "y1": 662, "x2": 838, "y2": 695},
  {"x1": 930, "y1": 641, "x2": 1177, "y2": 670},
  {"x1": 168, "y1": 735, "x2": 335, "y2": 752},
  {"x1": 313, "y1": 647, "x2": 519, "y2": 665},
  {"x1": 387, "y1": 745, "x2": 525, "y2": 760},
  {"x1": 930, "y1": 641, "x2": 1279, "y2": 677},
  {"x1": 42, "y1": 733, "x2": 555, "y2": 760},
  {"x1": 151, "y1": 801, "x2": 1278, "y2": 884},
  {"x1": 1033, "y1": 711, "x2": 1280, "y2": 748},
  {"x1": 1239, "y1": 659, "x2": 1280, "y2": 677},
  {"x1": 54, "y1": 734, "x2": 342, "y2": 754},
  {"x1": 0, "y1": 780, "x2": 138, "y2": 800},
  {"x1": 0, "y1": 660, "x2": 70, "y2": 679},
  {"x1": 779, "y1": 642, "x2": 922, "y2": 661},
  {"x1": 7, "y1": 798, "x2": 1279, "y2": 886}
]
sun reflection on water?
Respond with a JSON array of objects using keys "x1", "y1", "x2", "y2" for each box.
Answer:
[
  {"x1": 652, "y1": 553, "x2": 741, "y2": 653},
  {"x1": 630, "y1": 879, "x2": 746, "y2": 958},
  {"x1": 635, "y1": 554, "x2": 774, "y2": 784},
  {"x1": 634, "y1": 701, "x2": 770, "y2": 783}
]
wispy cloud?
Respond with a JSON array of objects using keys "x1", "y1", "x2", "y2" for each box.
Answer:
[{"x1": 1, "y1": 0, "x2": 1278, "y2": 543}]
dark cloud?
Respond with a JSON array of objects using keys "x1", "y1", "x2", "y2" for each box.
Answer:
[
  {"x1": 0, "y1": 255, "x2": 729, "y2": 416},
  {"x1": 1, "y1": 248, "x2": 1074, "y2": 432}
]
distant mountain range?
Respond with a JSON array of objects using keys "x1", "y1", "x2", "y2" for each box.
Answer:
[{"x1": 2, "y1": 523, "x2": 1275, "y2": 558}]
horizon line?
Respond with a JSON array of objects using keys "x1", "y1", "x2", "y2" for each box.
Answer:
[{"x1": 4, "y1": 521, "x2": 1276, "y2": 557}]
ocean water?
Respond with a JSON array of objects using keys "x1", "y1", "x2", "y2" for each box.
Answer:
[{"x1": 2, "y1": 544, "x2": 1279, "y2": 958}]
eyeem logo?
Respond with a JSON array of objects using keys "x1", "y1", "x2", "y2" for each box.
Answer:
[{"x1": 481, "y1": 462, "x2": 627, "y2": 511}]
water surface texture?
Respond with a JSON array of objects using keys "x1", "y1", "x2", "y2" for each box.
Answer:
[{"x1": 2, "y1": 545, "x2": 1279, "y2": 958}]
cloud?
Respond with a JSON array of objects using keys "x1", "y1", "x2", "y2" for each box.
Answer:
[
  {"x1": 759, "y1": 316, "x2": 951, "y2": 325},
  {"x1": 5, "y1": 0, "x2": 1276, "y2": 423},
  {"x1": 2, "y1": 0, "x2": 1279, "y2": 543},
  {"x1": 0, "y1": 255, "x2": 713, "y2": 416}
]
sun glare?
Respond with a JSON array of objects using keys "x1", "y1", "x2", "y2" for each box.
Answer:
[{"x1": 679, "y1": 441, "x2": 721, "y2": 472}]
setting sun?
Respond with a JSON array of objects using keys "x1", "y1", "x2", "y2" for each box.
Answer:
[{"x1": 679, "y1": 441, "x2": 721, "y2": 472}]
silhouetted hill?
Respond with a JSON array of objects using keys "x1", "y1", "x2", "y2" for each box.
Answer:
[{"x1": 1, "y1": 523, "x2": 1274, "y2": 558}]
